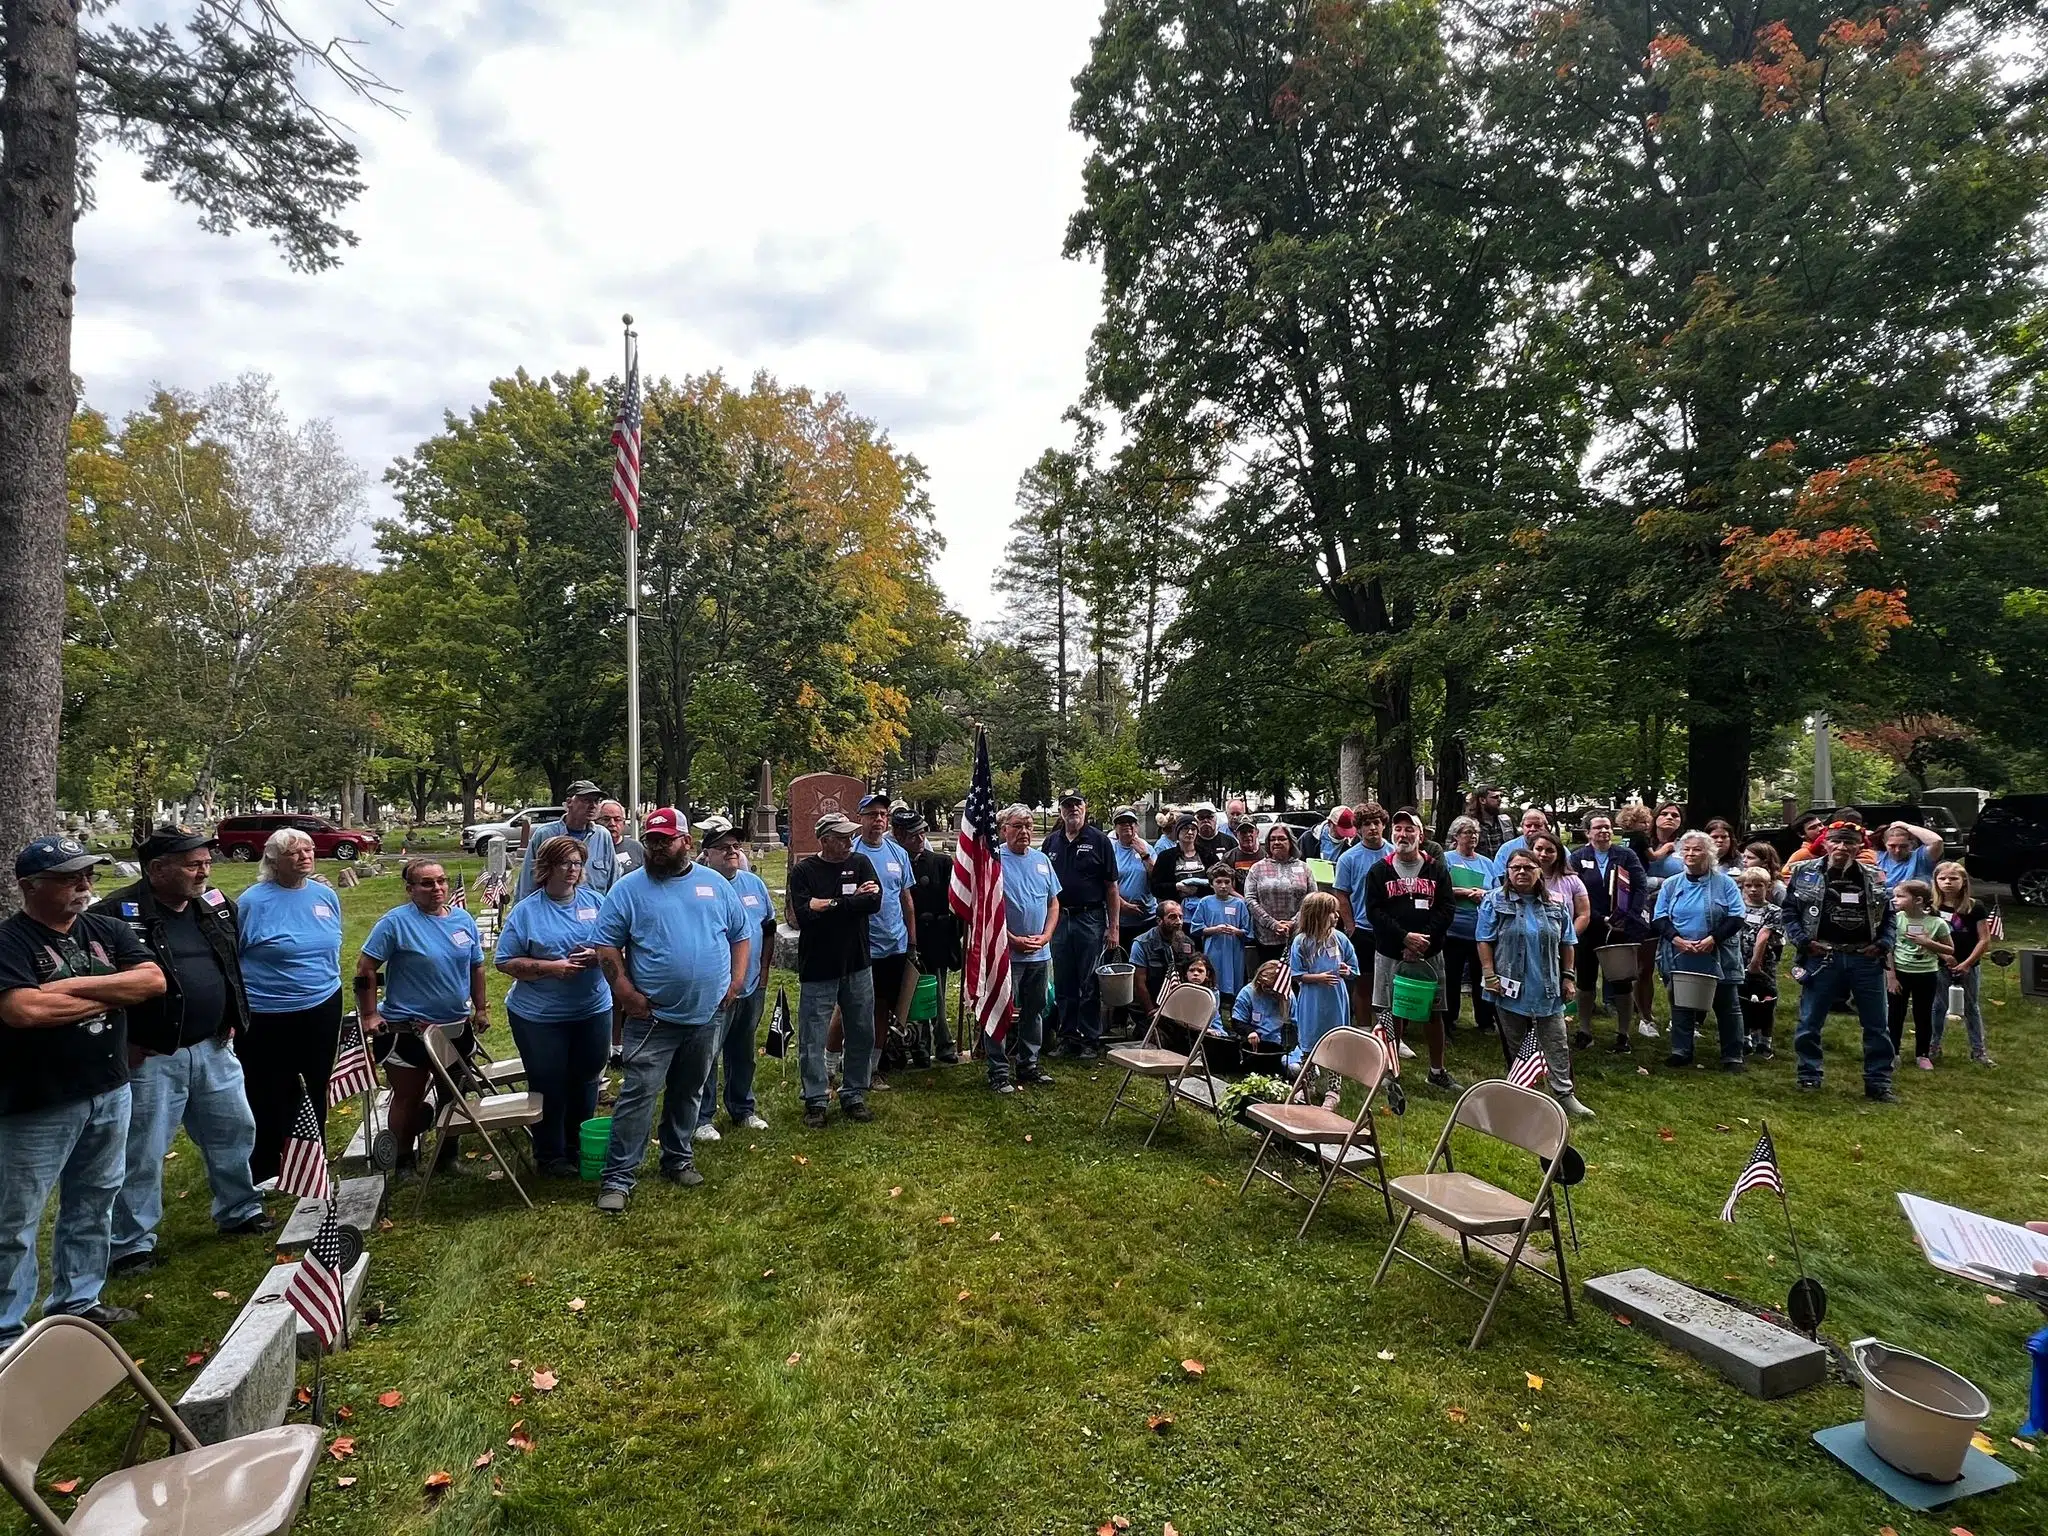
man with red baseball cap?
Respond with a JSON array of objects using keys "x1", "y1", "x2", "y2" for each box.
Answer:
[{"x1": 588, "y1": 809, "x2": 752, "y2": 1213}]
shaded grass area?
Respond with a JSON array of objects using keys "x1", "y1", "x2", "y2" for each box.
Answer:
[{"x1": 9, "y1": 864, "x2": 2046, "y2": 1535}]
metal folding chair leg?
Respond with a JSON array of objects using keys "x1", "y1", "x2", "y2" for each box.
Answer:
[
  {"x1": 1372, "y1": 1206, "x2": 1417, "y2": 1288},
  {"x1": 417, "y1": 1051, "x2": 537, "y2": 1212},
  {"x1": 1237, "y1": 1128, "x2": 1281, "y2": 1195}
]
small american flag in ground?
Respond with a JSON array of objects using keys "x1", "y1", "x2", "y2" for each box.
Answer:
[
  {"x1": 283, "y1": 1202, "x2": 348, "y2": 1352},
  {"x1": 327, "y1": 1015, "x2": 375, "y2": 1107},
  {"x1": 452, "y1": 871, "x2": 468, "y2": 911},
  {"x1": 612, "y1": 337, "x2": 642, "y2": 530},
  {"x1": 1720, "y1": 1125, "x2": 1784, "y2": 1222},
  {"x1": 477, "y1": 872, "x2": 505, "y2": 911},
  {"x1": 1368, "y1": 1014, "x2": 1399, "y2": 1077},
  {"x1": 947, "y1": 726, "x2": 1012, "y2": 1041},
  {"x1": 276, "y1": 1091, "x2": 331, "y2": 1202},
  {"x1": 1988, "y1": 904, "x2": 2005, "y2": 941},
  {"x1": 1507, "y1": 1027, "x2": 1549, "y2": 1089}
]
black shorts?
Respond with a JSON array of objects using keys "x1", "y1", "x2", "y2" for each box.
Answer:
[
  {"x1": 872, "y1": 954, "x2": 910, "y2": 1023},
  {"x1": 372, "y1": 1021, "x2": 476, "y2": 1073}
]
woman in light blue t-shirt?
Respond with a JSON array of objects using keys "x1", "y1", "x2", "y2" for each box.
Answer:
[
  {"x1": 236, "y1": 827, "x2": 345, "y2": 1184},
  {"x1": 495, "y1": 836, "x2": 613, "y2": 1176}
]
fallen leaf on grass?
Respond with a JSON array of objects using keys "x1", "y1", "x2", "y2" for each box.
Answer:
[
  {"x1": 335, "y1": 1476, "x2": 357, "y2": 1488},
  {"x1": 1203, "y1": 1176, "x2": 1225, "y2": 1189},
  {"x1": 378, "y1": 1218, "x2": 393, "y2": 1231},
  {"x1": 509, "y1": 1358, "x2": 522, "y2": 1369},
  {"x1": 507, "y1": 1421, "x2": 535, "y2": 1453},
  {"x1": 762, "y1": 1269, "x2": 775, "y2": 1278},
  {"x1": 1636, "y1": 1067, "x2": 1650, "y2": 1076},
  {"x1": 377, "y1": 1390, "x2": 404, "y2": 1409},
  {"x1": 474, "y1": 1450, "x2": 495, "y2": 1469},
  {"x1": 2013, "y1": 1438, "x2": 2037, "y2": 1453},
  {"x1": 988, "y1": 1232, "x2": 1003, "y2": 1243},
  {"x1": 1180, "y1": 1359, "x2": 1205, "y2": 1377},
  {"x1": 888, "y1": 1187, "x2": 901, "y2": 1198},
  {"x1": 507, "y1": 1393, "x2": 522, "y2": 1407},
  {"x1": 786, "y1": 1352, "x2": 802, "y2": 1367},
  {"x1": 1447, "y1": 1406, "x2": 1468, "y2": 1424},
  {"x1": 530, "y1": 1369, "x2": 557, "y2": 1392},
  {"x1": 335, "y1": 1405, "x2": 353, "y2": 1421},
  {"x1": 567, "y1": 1297, "x2": 586, "y2": 1313},
  {"x1": 518, "y1": 1275, "x2": 536, "y2": 1287},
  {"x1": 49, "y1": 1478, "x2": 79, "y2": 1494},
  {"x1": 1165, "y1": 1523, "x2": 1180, "y2": 1536},
  {"x1": 1113, "y1": 1519, "x2": 1131, "y2": 1532},
  {"x1": 1024, "y1": 1134, "x2": 1033, "y2": 1143},
  {"x1": 1147, "y1": 1414, "x2": 1174, "y2": 1435},
  {"x1": 1877, "y1": 1527, "x2": 1896, "y2": 1536},
  {"x1": 1376, "y1": 1349, "x2": 1395, "y2": 1362},
  {"x1": 1850, "y1": 1145, "x2": 1864, "y2": 1162},
  {"x1": 1950, "y1": 1527, "x2": 1976, "y2": 1536},
  {"x1": 1518, "y1": 1421, "x2": 1532, "y2": 1432},
  {"x1": 1657, "y1": 1128, "x2": 1675, "y2": 1143},
  {"x1": 1971, "y1": 1433, "x2": 1999, "y2": 1456},
  {"x1": 937, "y1": 1215, "x2": 956, "y2": 1226},
  {"x1": 424, "y1": 1470, "x2": 453, "y2": 1496},
  {"x1": 486, "y1": 1169, "x2": 505, "y2": 1181},
  {"x1": 464, "y1": 1150, "x2": 478, "y2": 1160},
  {"x1": 1985, "y1": 1293, "x2": 2006, "y2": 1306},
  {"x1": 212, "y1": 1290, "x2": 232, "y2": 1300},
  {"x1": 295, "y1": 1387, "x2": 312, "y2": 1406},
  {"x1": 1613, "y1": 1314, "x2": 1633, "y2": 1326},
  {"x1": 792, "y1": 1155, "x2": 808, "y2": 1166},
  {"x1": 957, "y1": 1290, "x2": 972, "y2": 1301},
  {"x1": 184, "y1": 1351, "x2": 207, "y2": 1367},
  {"x1": 1525, "y1": 1373, "x2": 1544, "y2": 1391},
  {"x1": 1714, "y1": 1124, "x2": 1730, "y2": 1133},
  {"x1": 326, "y1": 1438, "x2": 356, "y2": 1461}
]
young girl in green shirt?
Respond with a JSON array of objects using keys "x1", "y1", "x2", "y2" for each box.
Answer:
[{"x1": 1887, "y1": 879, "x2": 1952, "y2": 1070}]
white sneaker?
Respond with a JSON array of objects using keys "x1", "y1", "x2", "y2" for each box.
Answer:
[
  {"x1": 693, "y1": 1122, "x2": 722, "y2": 1143},
  {"x1": 1396, "y1": 1040, "x2": 1416, "y2": 1060},
  {"x1": 1637, "y1": 1020, "x2": 1660, "y2": 1039},
  {"x1": 742, "y1": 1114, "x2": 770, "y2": 1131}
]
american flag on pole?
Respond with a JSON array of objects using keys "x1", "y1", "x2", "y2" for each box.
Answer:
[
  {"x1": 1719, "y1": 1125, "x2": 1784, "y2": 1222},
  {"x1": 451, "y1": 871, "x2": 468, "y2": 912},
  {"x1": 947, "y1": 726, "x2": 1013, "y2": 1041},
  {"x1": 1507, "y1": 1027, "x2": 1549, "y2": 1089},
  {"x1": 276, "y1": 1091, "x2": 331, "y2": 1202},
  {"x1": 1987, "y1": 903, "x2": 2005, "y2": 941},
  {"x1": 327, "y1": 1015, "x2": 376, "y2": 1107},
  {"x1": 282, "y1": 1202, "x2": 348, "y2": 1352},
  {"x1": 611, "y1": 336, "x2": 642, "y2": 530}
]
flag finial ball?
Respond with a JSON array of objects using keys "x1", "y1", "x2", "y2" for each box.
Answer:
[{"x1": 622, "y1": 313, "x2": 634, "y2": 327}]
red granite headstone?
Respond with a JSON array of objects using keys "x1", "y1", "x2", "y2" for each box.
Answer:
[{"x1": 787, "y1": 773, "x2": 869, "y2": 859}]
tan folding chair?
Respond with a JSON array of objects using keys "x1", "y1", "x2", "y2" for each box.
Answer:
[
  {"x1": 411, "y1": 1026, "x2": 544, "y2": 1215},
  {"x1": 478, "y1": 1055, "x2": 528, "y2": 1090},
  {"x1": 0, "y1": 1313, "x2": 322, "y2": 1535},
  {"x1": 1237, "y1": 1026, "x2": 1393, "y2": 1236},
  {"x1": 1097, "y1": 983, "x2": 1222, "y2": 1147},
  {"x1": 1371, "y1": 1079, "x2": 1574, "y2": 1348}
]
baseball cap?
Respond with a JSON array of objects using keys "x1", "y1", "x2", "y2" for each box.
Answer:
[
  {"x1": 565, "y1": 779, "x2": 605, "y2": 799},
  {"x1": 1193, "y1": 801, "x2": 1219, "y2": 816},
  {"x1": 857, "y1": 792, "x2": 890, "y2": 811},
  {"x1": 16, "y1": 835, "x2": 110, "y2": 878},
  {"x1": 1057, "y1": 790, "x2": 1084, "y2": 808},
  {"x1": 1111, "y1": 806, "x2": 1139, "y2": 824},
  {"x1": 136, "y1": 825, "x2": 215, "y2": 862},
  {"x1": 890, "y1": 807, "x2": 927, "y2": 834},
  {"x1": 1332, "y1": 807, "x2": 1356, "y2": 833},
  {"x1": 816, "y1": 811, "x2": 861, "y2": 838},
  {"x1": 643, "y1": 808, "x2": 686, "y2": 839},
  {"x1": 1390, "y1": 808, "x2": 1423, "y2": 830},
  {"x1": 693, "y1": 815, "x2": 738, "y2": 847}
]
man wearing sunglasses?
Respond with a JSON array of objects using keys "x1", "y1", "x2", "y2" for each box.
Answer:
[{"x1": 0, "y1": 836, "x2": 166, "y2": 1350}]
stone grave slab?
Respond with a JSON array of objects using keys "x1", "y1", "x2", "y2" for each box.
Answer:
[
  {"x1": 1585, "y1": 1267, "x2": 1826, "y2": 1399},
  {"x1": 787, "y1": 772, "x2": 867, "y2": 859},
  {"x1": 177, "y1": 1303, "x2": 296, "y2": 1445},
  {"x1": 235, "y1": 1253, "x2": 370, "y2": 1358},
  {"x1": 278, "y1": 1175, "x2": 385, "y2": 1252}
]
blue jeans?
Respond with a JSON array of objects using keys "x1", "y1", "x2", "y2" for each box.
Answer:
[
  {"x1": 1794, "y1": 950, "x2": 1894, "y2": 1090},
  {"x1": 0, "y1": 1088, "x2": 132, "y2": 1347},
  {"x1": 1669, "y1": 978, "x2": 1745, "y2": 1068},
  {"x1": 1050, "y1": 907, "x2": 1106, "y2": 1047},
  {"x1": 799, "y1": 969, "x2": 874, "y2": 1109},
  {"x1": 1933, "y1": 965, "x2": 1987, "y2": 1058},
  {"x1": 112, "y1": 1038, "x2": 262, "y2": 1260},
  {"x1": 601, "y1": 1015, "x2": 721, "y2": 1191},
  {"x1": 991, "y1": 960, "x2": 1050, "y2": 1087},
  {"x1": 507, "y1": 1006, "x2": 611, "y2": 1166},
  {"x1": 698, "y1": 985, "x2": 766, "y2": 1123}
]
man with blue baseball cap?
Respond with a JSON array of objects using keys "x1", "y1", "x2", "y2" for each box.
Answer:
[{"x1": 0, "y1": 836, "x2": 166, "y2": 1349}]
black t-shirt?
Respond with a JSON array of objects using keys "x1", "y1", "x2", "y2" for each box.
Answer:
[
  {"x1": 0, "y1": 911, "x2": 154, "y2": 1116},
  {"x1": 159, "y1": 901, "x2": 230, "y2": 1045},
  {"x1": 788, "y1": 853, "x2": 881, "y2": 982},
  {"x1": 1818, "y1": 866, "x2": 1876, "y2": 945}
]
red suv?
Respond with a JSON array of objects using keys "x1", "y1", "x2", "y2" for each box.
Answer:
[{"x1": 216, "y1": 814, "x2": 382, "y2": 863}]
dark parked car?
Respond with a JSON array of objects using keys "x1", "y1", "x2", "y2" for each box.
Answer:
[
  {"x1": 1759, "y1": 802, "x2": 1962, "y2": 860},
  {"x1": 216, "y1": 813, "x2": 381, "y2": 863},
  {"x1": 1965, "y1": 795, "x2": 2048, "y2": 904}
]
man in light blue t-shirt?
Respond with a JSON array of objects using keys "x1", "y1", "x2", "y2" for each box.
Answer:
[
  {"x1": 590, "y1": 809, "x2": 750, "y2": 1213},
  {"x1": 849, "y1": 793, "x2": 917, "y2": 1084},
  {"x1": 992, "y1": 805, "x2": 1060, "y2": 1095},
  {"x1": 688, "y1": 820, "x2": 777, "y2": 1141},
  {"x1": 514, "y1": 780, "x2": 619, "y2": 901}
]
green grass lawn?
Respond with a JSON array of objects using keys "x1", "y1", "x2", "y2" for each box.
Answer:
[{"x1": 10, "y1": 855, "x2": 2046, "y2": 1535}]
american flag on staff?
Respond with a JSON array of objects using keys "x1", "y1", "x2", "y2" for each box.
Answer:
[
  {"x1": 452, "y1": 871, "x2": 468, "y2": 911},
  {"x1": 947, "y1": 726, "x2": 1013, "y2": 1041},
  {"x1": 611, "y1": 336, "x2": 642, "y2": 530},
  {"x1": 1507, "y1": 1027, "x2": 1549, "y2": 1089},
  {"x1": 1988, "y1": 904, "x2": 2005, "y2": 941},
  {"x1": 282, "y1": 1202, "x2": 348, "y2": 1352},
  {"x1": 1719, "y1": 1125, "x2": 1784, "y2": 1222},
  {"x1": 327, "y1": 1015, "x2": 376, "y2": 1107},
  {"x1": 276, "y1": 1091, "x2": 331, "y2": 1202},
  {"x1": 1369, "y1": 1014, "x2": 1399, "y2": 1077},
  {"x1": 476, "y1": 871, "x2": 505, "y2": 911},
  {"x1": 1272, "y1": 955, "x2": 1295, "y2": 1003}
]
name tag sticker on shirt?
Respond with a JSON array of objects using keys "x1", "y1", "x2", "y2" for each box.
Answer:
[
  {"x1": 451, "y1": 930, "x2": 472, "y2": 947},
  {"x1": 1414, "y1": 897, "x2": 1431, "y2": 909},
  {"x1": 743, "y1": 895, "x2": 760, "y2": 907},
  {"x1": 694, "y1": 884, "x2": 714, "y2": 898},
  {"x1": 1840, "y1": 892, "x2": 1862, "y2": 905},
  {"x1": 887, "y1": 862, "x2": 901, "y2": 877},
  {"x1": 312, "y1": 903, "x2": 333, "y2": 919},
  {"x1": 576, "y1": 907, "x2": 598, "y2": 921},
  {"x1": 841, "y1": 881, "x2": 856, "y2": 895}
]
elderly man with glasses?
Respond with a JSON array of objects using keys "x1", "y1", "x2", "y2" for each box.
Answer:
[
  {"x1": 516, "y1": 779, "x2": 620, "y2": 900},
  {"x1": 0, "y1": 836, "x2": 166, "y2": 1349},
  {"x1": 93, "y1": 826, "x2": 273, "y2": 1276}
]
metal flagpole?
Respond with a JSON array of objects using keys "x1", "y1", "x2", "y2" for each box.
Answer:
[{"x1": 622, "y1": 315, "x2": 642, "y2": 833}]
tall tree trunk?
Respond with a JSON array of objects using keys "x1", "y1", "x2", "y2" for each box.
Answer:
[
  {"x1": 1053, "y1": 528, "x2": 1069, "y2": 731},
  {"x1": 1338, "y1": 732, "x2": 1368, "y2": 806},
  {"x1": 1432, "y1": 671, "x2": 1472, "y2": 842},
  {"x1": 0, "y1": 0, "x2": 81, "y2": 914},
  {"x1": 1683, "y1": 654, "x2": 1753, "y2": 824},
  {"x1": 1373, "y1": 676, "x2": 1416, "y2": 813}
]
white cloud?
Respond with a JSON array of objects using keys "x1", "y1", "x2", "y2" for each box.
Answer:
[{"x1": 71, "y1": 0, "x2": 1105, "y2": 619}]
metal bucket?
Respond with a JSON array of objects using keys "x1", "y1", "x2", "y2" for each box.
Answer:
[
  {"x1": 1095, "y1": 957, "x2": 1136, "y2": 1009},
  {"x1": 1669, "y1": 968, "x2": 1719, "y2": 1013},
  {"x1": 1852, "y1": 1337, "x2": 1991, "y2": 1482},
  {"x1": 1596, "y1": 944, "x2": 1639, "y2": 983}
]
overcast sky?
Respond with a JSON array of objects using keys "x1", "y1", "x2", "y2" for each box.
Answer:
[{"x1": 73, "y1": 0, "x2": 1106, "y2": 622}]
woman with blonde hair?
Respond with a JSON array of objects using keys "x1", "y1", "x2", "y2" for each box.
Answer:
[
  {"x1": 1282, "y1": 891, "x2": 1357, "y2": 1070},
  {"x1": 236, "y1": 826, "x2": 345, "y2": 1184}
]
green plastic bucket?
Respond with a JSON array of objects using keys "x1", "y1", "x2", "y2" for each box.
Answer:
[
  {"x1": 1389, "y1": 971, "x2": 1438, "y2": 1022},
  {"x1": 908, "y1": 973, "x2": 939, "y2": 1022},
  {"x1": 578, "y1": 1116, "x2": 613, "y2": 1182}
]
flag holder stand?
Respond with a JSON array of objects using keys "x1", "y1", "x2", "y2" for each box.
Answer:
[{"x1": 1767, "y1": 1122, "x2": 1828, "y2": 1337}]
